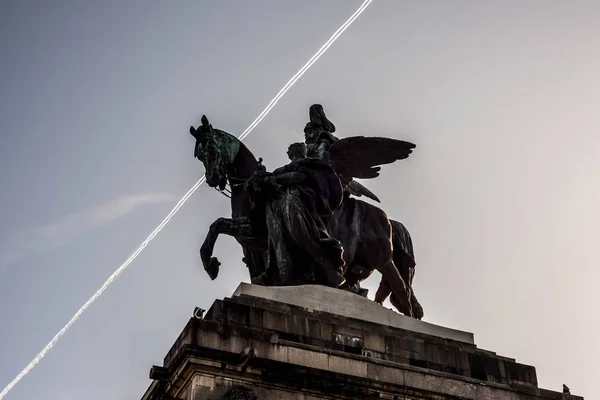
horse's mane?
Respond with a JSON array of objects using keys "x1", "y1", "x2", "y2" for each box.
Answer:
[{"x1": 216, "y1": 129, "x2": 258, "y2": 180}]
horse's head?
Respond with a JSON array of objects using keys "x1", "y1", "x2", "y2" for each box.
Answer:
[{"x1": 190, "y1": 115, "x2": 240, "y2": 190}]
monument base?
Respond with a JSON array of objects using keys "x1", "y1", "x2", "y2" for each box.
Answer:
[{"x1": 141, "y1": 283, "x2": 582, "y2": 399}]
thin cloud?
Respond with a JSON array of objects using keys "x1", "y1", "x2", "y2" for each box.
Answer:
[{"x1": 0, "y1": 193, "x2": 175, "y2": 266}]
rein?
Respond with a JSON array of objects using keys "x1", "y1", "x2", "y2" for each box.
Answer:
[
  {"x1": 213, "y1": 174, "x2": 246, "y2": 198},
  {"x1": 228, "y1": 176, "x2": 248, "y2": 185},
  {"x1": 214, "y1": 187, "x2": 231, "y2": 199}
]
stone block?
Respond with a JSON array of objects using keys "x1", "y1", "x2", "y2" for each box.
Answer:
[
  {"x1": 261, "y1": 310, "x2": 287, "y2": 332},
  {"x1": 366, "y1": 362, "x2": 404, "y2": 384},
  {"x1": 254, "y1": 341, "x2": 288, "y2": 363},
  {"x1": 363, "y1": 332, "x2": 386, "y2": 353},
  {"x1": 505, "y1": 360, "x2": 538, "y2": 386},
  {"x1": 404, "y1": 370, "x2": 479, "y2": 399},
  {"x1": 287, "y1": 346, "x2": 329, "y2": 370},
  {"x1": 306, "y1": 317, "x2": 321, "y2": 339},
  {"x1": 319, "y1": 322, "x2": 333, "y2": 342},
  {"x1": 333, "y1": 324, "x2": 363, "y2": 339},
  {"x1": 328, "y1": 355, "x2": 368, "y2": 377}
]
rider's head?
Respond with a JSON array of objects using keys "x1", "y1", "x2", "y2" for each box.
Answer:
[{"x1": 287, "y1": 142, "x2": 307, "y2": 161}]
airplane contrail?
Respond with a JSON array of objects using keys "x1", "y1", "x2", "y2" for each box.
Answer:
[{"x1": 0, "y1": 1, "x2": 374, "y2": 398}]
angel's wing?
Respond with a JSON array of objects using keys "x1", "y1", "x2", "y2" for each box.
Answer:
[
  {"x1": 327, "y1": 136, "x2": 416, "y2": 188},
  {"x1": 346, "y1": 180, "x2": 381, "y2": 203}
]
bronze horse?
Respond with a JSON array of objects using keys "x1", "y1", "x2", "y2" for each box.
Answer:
[{"x1": 191, "y1": 116, "x2": 423, "y2": 319}]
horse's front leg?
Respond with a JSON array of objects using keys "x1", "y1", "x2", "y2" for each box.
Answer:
[{"x1": 200, "y1": 216, "x2": 253, "y2": 280}]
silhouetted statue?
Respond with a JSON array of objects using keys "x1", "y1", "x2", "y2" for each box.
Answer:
[{"x1": 191, "y1": 112, "x2": 423, "y2": 319}]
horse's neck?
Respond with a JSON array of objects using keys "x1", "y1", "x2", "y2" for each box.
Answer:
[
  {"x1": 228, "y1": 142, "x2": 258, "y2": 217},
  {"x1": 230, "y1": 142, "x2": 258, "y2": 179}
]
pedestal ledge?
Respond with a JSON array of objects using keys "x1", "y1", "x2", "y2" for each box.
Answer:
[
  {"x1": 232, "y1": 282, "x2": 475, "y2": 344},
  {"x1": 141, "y1": 282, "x2": 583, "y2": 399}
]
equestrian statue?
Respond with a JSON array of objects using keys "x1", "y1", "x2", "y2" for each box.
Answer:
[{"x1": 189, "y1": 105, "x2": 423, "y2": 319}]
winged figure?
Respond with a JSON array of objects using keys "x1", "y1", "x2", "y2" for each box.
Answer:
[
  {"x1": 303, "y1": 104, "x2": 415, "y2": 201},
  {"x1": 192, "y1": 112, "x2": 423, "y2": 319}
]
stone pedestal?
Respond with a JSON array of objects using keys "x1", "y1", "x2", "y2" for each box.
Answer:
[{"x1": 140, "y1": 283, "x2": 582, "y2": 399}]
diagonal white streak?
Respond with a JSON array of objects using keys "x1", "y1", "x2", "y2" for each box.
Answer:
[
  {"x1": 0, "y1": 1, "x2": 374, "y2": 398},
  {"x1": 238, "y1": 0, "x2": 373, "y2": 141}
]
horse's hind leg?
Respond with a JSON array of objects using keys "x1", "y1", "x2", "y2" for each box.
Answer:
[
  {"x1": 404, "y1": 291, "x2": 424, "y2": 320},
  {"x1": 377, "y1": 260, "x2": 414, "y2": 318},
  {"x1": 374, "y1": 278, "x2": 392, "y2": 305},
  {"x1": 375, "y1": 270, "x2": 423, "y2": 320}
]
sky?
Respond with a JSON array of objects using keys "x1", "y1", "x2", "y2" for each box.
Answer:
[{"x1": 0, "y1": 0, "x2": 598, "y2": 398}]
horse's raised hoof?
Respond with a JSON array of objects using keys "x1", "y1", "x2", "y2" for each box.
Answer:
[{"x1": 205, "y1": 257, "x2": 221, "y2": 280}]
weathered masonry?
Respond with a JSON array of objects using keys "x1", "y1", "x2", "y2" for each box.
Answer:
[{"x1": 141, "y1": 284, "x2": 582, "y2": 400}]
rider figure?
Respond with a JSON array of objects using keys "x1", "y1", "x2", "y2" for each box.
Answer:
[
  {"x1": 245, "y1": 144, "x2": 346, "y2": 288},
  {"x1": 277, "y1": 142, "x2": 346, "y2": 287}
]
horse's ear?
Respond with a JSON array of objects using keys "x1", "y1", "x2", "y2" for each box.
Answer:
[
  {"x1": 190, "y1": 125, "x2": 198, "y2": 139},
  {"x1": 201, "y1": 115, "x2": 212, "y2": 132}
]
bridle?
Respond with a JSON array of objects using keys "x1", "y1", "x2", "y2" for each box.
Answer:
[{"x1": 213, "y1": 175, "x2": 247, "y2": 199}]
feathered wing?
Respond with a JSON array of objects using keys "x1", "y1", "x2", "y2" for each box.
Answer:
[
  {"x1": 327, "y1": 136, "x2": 416, "y2": 192},
  {"x1": 346, "y1": 180, "x2": 381, "y2": 203}
]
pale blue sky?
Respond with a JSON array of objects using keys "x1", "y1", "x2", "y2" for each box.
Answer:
[{"x1": 1, "y1": 1, "x2": 598, "y2": 398}]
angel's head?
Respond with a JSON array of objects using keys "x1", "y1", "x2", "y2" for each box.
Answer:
[
  {"x1": 304, "y1": 104, "x2": 335, "y2": 142},
  {"x1": 287, "y1": 142, "x2": 307, "y2": 161}
]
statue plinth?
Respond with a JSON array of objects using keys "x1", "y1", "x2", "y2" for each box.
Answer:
[
  {"x1": 140, "y1": 283, "x2": 582, "y2": 400},
  {"x1": 233, "y1": 283, "x2": 472, "y2": 344}
]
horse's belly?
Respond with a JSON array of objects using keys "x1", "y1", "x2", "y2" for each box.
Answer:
[{"x1": 328, "y1": 199, "x2": 365, "y2": 261}]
